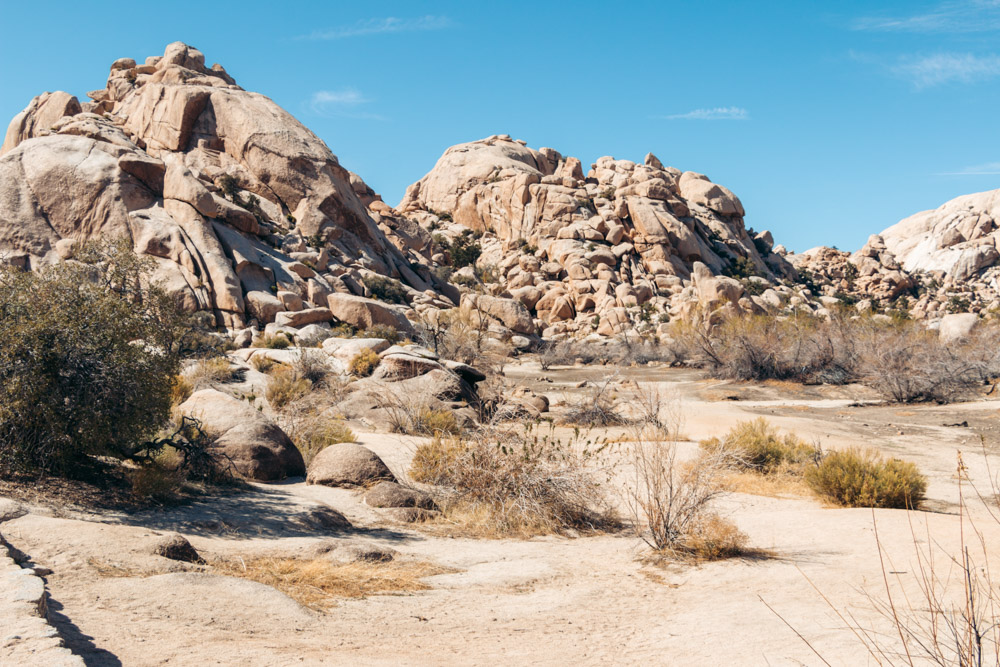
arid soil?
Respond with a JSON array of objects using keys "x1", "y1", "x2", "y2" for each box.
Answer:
[{"x1": 3, "y1": 362, "x2": 1000, "y2": 666}]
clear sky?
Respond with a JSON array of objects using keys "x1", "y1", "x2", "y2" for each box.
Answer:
[{"x1": 1, "y1": 1, "x2": 998, "y2": 252}]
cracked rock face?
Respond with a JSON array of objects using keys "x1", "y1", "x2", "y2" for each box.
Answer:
[{"x1": 0, "y1": 42, "x2": 448, "y2": 330}]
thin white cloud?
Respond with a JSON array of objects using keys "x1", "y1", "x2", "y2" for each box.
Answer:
[
  {"x1": 853, "y1": 0, "x2": 1000, "y2": 33},
  {"x1": 939, "y1": 161, "x2": 1000, "y2": 175},
  {"x1": 891, "y1": 52, "x2": 1000, "y2": 88},
  {"x1": 660, "y1": 107, "x2": 748, "y2": 121},
  {"x1": 308, "y1": 89, "x2": 384, "y2": 120},
  {"x1": 298, "y1": 15, "x2": 453, "y2": 41}
]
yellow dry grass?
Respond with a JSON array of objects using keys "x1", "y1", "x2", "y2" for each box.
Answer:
[
  {"x1": 721, "y1": 470, "x2": 815, "y2": 498},
  {"x1": 210, "y1": 556, "x2": 451, "y2": 609}
]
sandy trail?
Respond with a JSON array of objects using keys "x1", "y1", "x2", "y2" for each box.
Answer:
[{"x1": 4, "y1": 364, "x2": 1000, "y2": 666}]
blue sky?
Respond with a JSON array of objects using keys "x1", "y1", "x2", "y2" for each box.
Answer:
[{"x1": 1, "y1": 0, "x2": 998, "y2": 252}]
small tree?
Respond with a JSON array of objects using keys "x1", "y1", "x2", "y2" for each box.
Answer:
[{"x1": 0, "y1": 239, "x2": 185, "y2": 473}]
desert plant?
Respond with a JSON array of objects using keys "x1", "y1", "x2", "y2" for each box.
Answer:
[
  {"x1": 249, "y1": 354, "x2": 278, "y2": 373},
  {"x1": 289, "y1": 418, "x2": 356, "y2": 467},
  {"x1": 359, "y1": 324, "x2": 401, "y2": 343},
  {"x1": 412, "y1": 408, "x2": 460, "y2": 436},
  {"x1": 363, "y1": 275, "x2": 409, "y2": 305},
  {"x1": 185, "y1": 356, "x2": 241, "y2": 388},
  {"x1": 0, "y1": 239, "x2": 185, "y2": 473},
  {"x1": 291, "y1": 349, "x2": 330, "y2": 385},
  {"x1": 169, "y1": 375, "x2": 195, "y2": 408},
  {"x1": 701, "y1": 418, "x2": 820, "y2": 473},
  {"x1": 348, "y1": 348, "x2": 380, "y2": 377},
  {"x1": 562, "y1": 377, "x2": 628, "y2": 427},
  {"x1": 265, "y1": 367, "x2": 312, "y2": 410},
  {"x1": 128, "y1": 463, "x2": 185, "y2": 503},
  {"x1": 410, "y1": 422, "x2": 616, "y2": 537},
  {"x1": 254, "y1": 333, "x2": 291, "y2": 350},
  {"x1": 806, "y1": 447, "x2": 926, "y2": 509}
]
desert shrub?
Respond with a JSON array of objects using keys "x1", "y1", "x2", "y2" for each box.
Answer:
[
  {"x1": 438, "y1": 229, "x2": 482, "y2": 269},
  {"x1": 806, "y1": 447, "x2": 926, "y2": 509},
  {"x1": 412, "y1": 408, "x2": 460, "y2": 436},
  {"x1": 349, "y1": 348, "x2": 380, "y2": 377},
  {"x1": 128, "y1": 463, "x2": 185, "y2": 503},
  {"x1": 626, "y1": 436, "x2": 741, "y2": 557},
  {"x1": 359, "y1": 324, "x2": 401, "y2": 344},
  {"x1": 410, "y1": 424, "x2": 616, "y2": 537},
  {"x1": 249, "y1": 355, "x2": 278, "y2": 373},
  {"x1": 681, "y1": 514, "x2": 751, "y2": 561},
  {"x1": 255, "y1": 333, "x2": 290, "y2": 350},
  {"x1": 701, "y1": 418, "x2": 819, "y2": 473},
  {"x1": 291, "y1": 349, "x2": 329, "y2": 384},
  {"x1": 185, "y1": 357, "x2": 241, "y2": 388},
  {"x1": 169, "y1": 375, "x2": 195, "y2": 408},
  {"x1": 562, "y1": 377, "x2": 628, "y2": 427},
  {"x1": 0, "y1": 240, "x2": 185, "y2": 473},
  {"x1": 289, "y1": 418, "x2": 355, "y2": 467},
  {"x1": 414, "y1": 308, "x2": 510, "y2": 377},
  {"x1": 363, "y1": 275, "x2": 409, "y2": 305},
  {"x1": 265, "y1": 367, "x2": 312, "y2": 410}
]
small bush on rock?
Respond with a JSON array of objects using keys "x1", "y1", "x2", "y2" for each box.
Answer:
[
  {"x1": 806, "y1": 447, "x2": 927, "y2": 509},
  {"x1": 363, "y1": 275, "x2": 409, "y2": 305},
  {"x1": 349, "y1": 349, "x2": 380, "y2": 377},
  {"x1": 255, "y1": 333, "x2": 290, "y2": 350}
]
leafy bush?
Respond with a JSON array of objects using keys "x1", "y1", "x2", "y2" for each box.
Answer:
[
  {"x1": 436, "y1": 229, "x2": 482, "y2": 269},
  {"x1": 364, "y1": 275, "x2": 408, "y2": 305},
  {"x1": 348, "y1": 349, "x2": 380, "y2": 377},
  {"x1": 701, "y1": 418, "x2": 819, "y2": 473},
  {"x1": 806, "y1": 447, "x2": 927, "y2": 508},
  {"x1": 410, "y1": 425, "x2": 615, "y2": 537},
  {"x1": 0, "y1": 240, "x2": 184, "y2": 473},
  {"x1": 265, "y1": 367, "x2": 312, "y2": 409}
]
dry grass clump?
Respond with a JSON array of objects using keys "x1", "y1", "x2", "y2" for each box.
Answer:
[
  {"x1": 127, "y1": 463, "x2": 185, "y2": 503},
  {"x1": 169, "y1": 375, "x2": 194, "y2": 407},
  {"x1": 701, "y1": 418, "x2": 820, "y2": 473},
  {"x1": 413, "y1": 408, "x2": 460, "y2": 436},
  {"x1": 266, "y1": 366, "x2": 312, "y2": 409},
  {"x1": 210, "y1": 556, "x2": 450, "y2": 610},
  {"x1": 288, "y1": 418, "x2": 356, "y2": 467},
  {"x1": 562, "y1": 377, "x2": 628, "y2": 427},
  {"x1": 254, "y1": 333, "x2": 291, "y2": 350},
  {"x1": 185, "y1": 357, "x2": 241, "y2": 387},
  {"x1": 410, "y1": 424, "x2": 617, "y2": 537},
  {"x1": 250, "y1": 354, "x2": 278, "y2": 373},
  {"x1": 805, "y1": 447, "x2": 927, "y2": 509},
  {"x1": 349, "y1": 348, "x2": 380, "y2": 377},
  {"x1": 291, "y1": 348, "x2": 330, "y2": 384}
]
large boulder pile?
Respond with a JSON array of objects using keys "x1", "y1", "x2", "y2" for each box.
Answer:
[
  {"x1": 787, "y1": 189, "x2": 1000, "y2": 318},
  {"x1": 0, "y1": 42, "x2": 453, "y2": 332},
  {"x1": 397, "y1": 135, "x2": 798, "y2": 337}
]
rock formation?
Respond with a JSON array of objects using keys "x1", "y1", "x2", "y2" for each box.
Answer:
[
  {"x1": 0, "y1": 42, "x2": 452, "y2": 332},
  {"x1": 398, "y1": 135, "x2": 798, "y2": 336}
]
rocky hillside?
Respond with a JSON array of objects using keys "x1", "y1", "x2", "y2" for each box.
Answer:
[
  {"x1": 0, "y1": 42, "x2": 455, "y2": 334},
  {"x1": 788, "y1": 188, "x2": 1000, "y2": 318},
  {"x1": 398, "y1": 135, "x2": 805, "y2": 336}
]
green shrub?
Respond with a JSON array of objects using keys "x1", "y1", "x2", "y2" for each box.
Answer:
[
  {"x1": 806, "y1": 447, "x2": 927, "y2": 508},
  {"x1": 364, "y1": 275, "x2": 409, "y2": 305},
  {"x1": 359, "y1": 324, "x2": 401, "y2": 344},
  {"x1": 449, "y1": 230, "x2": 482, "y2": 269},
  {"x1": 701, "y1": 418, "x2": 819, "y2": 473},
  {"x1": 0, "y1": 239, "x2": 183, "y2": 473},
  {"x1": 348, "y1": 349, "x2": 380, "y2": 377}
]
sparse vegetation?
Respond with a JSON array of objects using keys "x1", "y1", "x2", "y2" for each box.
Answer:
[
  {"x1": 348, "y1": 348, "x2": 380, "y2": 377},
  {"x1": 806, "y1": 447, "x2": 926, "y2": 509},
  {"x1": 364, "y1": 275, "x2": 409, "y2": 305},
  {"x1": 254, "y1": 333, "x2": 291, "y2": 350},
  {"x1": 701, "y1": 418, "x2": 820, "y2": 473},
  {"x1": 185, "y1": 357, "x2": 241, "y2": 388},
  {"x1": 410, "y1": 423, "x2": 616, "y2": 537},
  {"x1": 211, "y1": 556, "x2": 450, "y2": 610},
  {"x1": 265, "y1": 366, "x2": 312, "y2": 409}
]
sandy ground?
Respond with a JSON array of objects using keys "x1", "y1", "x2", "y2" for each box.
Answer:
[{"x1": 3, "y1": 362, "x2": 1000, "y2": 666}]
